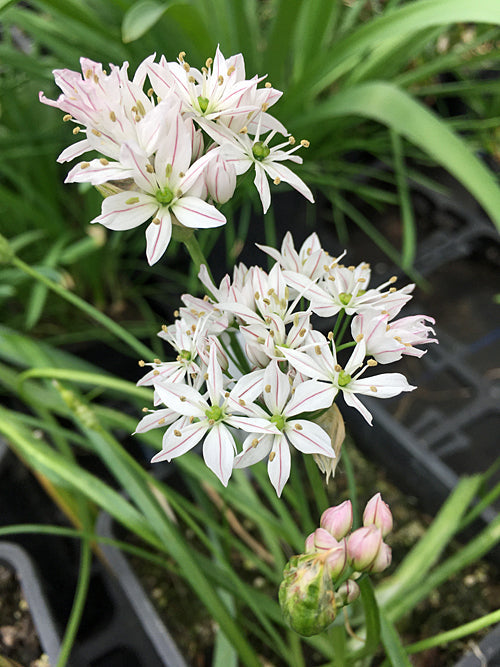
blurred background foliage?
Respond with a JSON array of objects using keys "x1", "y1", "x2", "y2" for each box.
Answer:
[{"x1": 0, "y1": 0, "x2": 499, "y2": 339}]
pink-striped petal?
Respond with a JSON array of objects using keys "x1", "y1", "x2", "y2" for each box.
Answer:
[
  {"x1": 268, "y1": 435, "x2": 291, "y2": 497},
  {"x1": 173, "y1": 196, "x2": 226, "y2": 229},
  {"x1": 203, "y1": 424, "x2": 236, "y2": 486},
  {"x1": 152, "y1": 420, "x2": 207, "y2": 462},
  {"x1": 155, "y1": 383, "x2": 207, "y2": 417},
  {"x1": 91, "y1": 191, "x2": 157, "y2": 230},
  {"x1": 65, "y1": 159, "x2": 134, "y2": 185},
  {"x1": 285, "y1": 380, "x2": 336, "y2": 417},
  {"x1": 254, "y1": 163, "x2": 271, "y2": 213},
  {"x1": 145, "y1": 209, "x2": 172, "y2": 265},
  {"x1": 286, "y1": 420, "x2": 335, "y2": 457}
]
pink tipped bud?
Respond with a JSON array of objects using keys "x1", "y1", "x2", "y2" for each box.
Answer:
[
  {"x1": 304, "y1": 532, "x2": 316, "y2": 553},
  {"x1": 320, "y1": 501, "x2": 353, "y2": 540},
  {"x1": 368, "y1": 542, "x2": 392, "y2": 573},
  {"x1": 335, "y1": 579, "x2": 360, "y2": 607},
  {"x1": 324, "y1": 541, "x2": 347, "y2": 580},
  {"x1": 347, "y1": 525, "x2": 383, "y2": 572},
  {"x1": 205, "y1": 153, "x2": 237, "y2": 204},
  {"x1": 363, "y1": 493, "x2": 393, "y2": 538},
  {"x1": 312, "y1": 528, "x2": 340, "y2": 552}
]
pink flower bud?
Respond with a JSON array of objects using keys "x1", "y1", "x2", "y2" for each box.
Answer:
[
  {"x1": 205, "y1": 153, "x2": 237, "y2": 204},
  {"x1": 320, "y1": 501, "x2": 353, "y2": 540},
  {"x1": 324, "y1": 541, "x2": 347, "y2": 580},
  {"x1": 363, "y1": 493, "x2": 393, "y2": 538},
  {"x1": 304, "y1": 532, "x2": 316, "y2": 553},
  {"x1": 312, "y1": 528, "x2": 340, "y2": 552},
  {"x1": 368, "y1": 542, "x2": 392, "y2": 573},
  {"x1": 347, "y1": 525, "x2": 383, "y2": 572},
  {"x1": 335, "y1": 579, "x2": 360, "y2": 607}
]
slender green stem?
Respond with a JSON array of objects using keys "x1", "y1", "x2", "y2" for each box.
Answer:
[
  {"x1": 332, "y1": 311, "x2": 345, "y2": 339},
  {"x1": 406, "y1": 609, "x2": 500, "y2": 654},
  {"x1": 182, "y1": 233, "x2": 212, "y2": 279},
  {"x1": 336, "y1": 314, "x2": 352, "y2": 347},
  {"x1": 341, "y1": 440, "x2": 360, "y2": 528},
  {"x1": 335, "y1": 341, "x2": 356, "y2": 352},
  {"x1": 56, "y1": 538, "x2": 92, "y2": 667},
  {"x1": 12, "y1": 255, "x2": 154, "y2": 360}
]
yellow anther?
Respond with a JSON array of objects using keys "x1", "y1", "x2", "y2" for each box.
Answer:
[
  {"x1": 239, "y1": 399, "x2": 246, "y2": 406},
  {"x1": 183, "y1": 62, "x2": 190, "y2": 72},
  {"x1": 180, "y1": 396, "x2": 186, "y2": 402},
  {"x1": 161, "y1": 324, "x2": 168, "y2": 332},
  {"x1": 288, "y1": 136, "x2": 296, "y2": 145},
  {"x1": 261, "y1": 103, "x2": 269, "y2": 112},
  {"x1": 299, "y1": 328, "x2": 306, "y2": 337},
  {"x1": 367, "y1": 359, "x2": 378, "y2": 366},
  {"x1": 300, "y1": 139, "x2": 310, "y2": 147},
  {"x1": 154, "y1": 358, "x2": 161, "y2": 364},
  {"x1": 174, "y1": 430, "x2": 182, "y2": 437},
  {"x1": 146, "y1": 164, "x2": 154, "y2": 173},
  {"x1": 334, "y1": 364, "x2": 342, "y2": 372},
  {"x1": 188, "y1": 75, "x2": 196, "y2": 83},
  {"x1": 239, "y1": 126, "x2": 248, "y2": 134},
  {"x1": 147, "y1": 88, "x2": 154, "y2": 97},
  {"x1": 263, "y1": 298, "x2": 271, "y2": 305},
  {"x1": 178, "y1": 51, "x2": 186, "y2": 62},
  {"x1": 93, "y1": 74, "x2": 99, "y2": 83},
  {"x1": 99, "y1": 158, "x2": 109, "y2": 165},
  {"x1": 63, "y1": 114, "x2": 72, "y2": 122},
  {"x1": 217, "y1": 75, "x2": 224, "y2": 85},
  {"x1": 315, "y1": 345, "x2": 322, "y2": 355},
  {"x1": 257, "y1": 337, "x2": 265, "y2": 344},
  {"x1": 109, "y1": 111, "x2": 116, "y2": 122},
  {"x1": 389, "y1": 287, "x2": 396, "y2": 293},
  {"x1": 158, "y1": 418, "x2": 165, "y2": 425},
  {"x1": 138, "y1": 360, "x2": 145, "y2": 367},
  {"x1": 295, "y1": 424, "x2": 303, "y2": 430},
  {"x1": 355, "y1": 334, "x2": 364, "y2": 343},
  {"x1": 80, "y1": 162, "x2": 90, "y2": 169},
  {"x1": 126, "y1": 197, "x2": 140, "y2": 205},
  {"x1": 269, "y1": 451, "x2": 276, "y2": 462},
  {"x1": 389, "y1": 276, "x2": 397, "y2": 283},
  {"x1": 92, "y1": 129, "x2": 102, "y2": 136},
  {"x1": 370, "y1": 386, "x2": 377, "y2": 393},
  {"x1": 153, "y1": 370, "x2": 160, "y2": 376},
  {"x1": 265, "y1": 82, "x2": 272, "y2": 88},
  {"x1": 227, "y1": 66, "x2": 235, "y2": 76},
  {"x1": 327, "y1": 331, "x2": 334, "y2": 340},
  {"x1": 205, "y1": 57, "x2": 213, "y2": 68},
  {"x1": 152, "y1": 217, "x2": 161, "y2": 225},
  {"x1": 251, "y1": 438, "x2": 259, "y2": 447},
  {"x1": 204, "y1": 372, "x2": 209, "y2": 380},
  {"x1": 142, "y1": 407, "x2": 149, "y2": 412},
  {"x1": 173, "y1": 310, "x2": 179, "y2": 317},
  {"x1": 85, "y1": 69, "x2": 92, "y2": 78},
  {"x1": 254, "y1": 291, "x2": 260, "y2": 299},
  {"x1": 273, "y1": 177, "x2": 281, "y2": 185},
  {"x1": 136, "y1": 100, "x2": 146, "y2": 116},
  {"x1": 72, "y1": 126, "x2": 81, "y2": 135},
  {"x1": 265, "y1": 384, "x2": 271, "y2": 393}
]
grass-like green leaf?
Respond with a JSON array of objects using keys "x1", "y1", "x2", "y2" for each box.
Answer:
[
  {"x1": 122, "y1": 0, "x2": 169, "y2": 43},
  {"x1": 295, "y1": 82, "x2": 500, "y2": 230}
]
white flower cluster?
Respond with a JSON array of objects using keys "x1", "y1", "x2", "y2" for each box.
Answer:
[
  {"x1": 40, "y1": 47, "x2": 313, "y2": 265},
  {"x1": 135, "y1": 232, "x2": 437, "y2": 495}
]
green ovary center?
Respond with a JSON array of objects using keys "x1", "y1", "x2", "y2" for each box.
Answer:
[
  {"x1": 205, "y1": 405, "x2": 223, "y2": 422},
  {"x1": 155, "y1": 186, "x2": 175, "y2": 206},
  {"x1": 197, "y1": 96, "x2": 210, "y2": 113},
  {"x1": 252, "y1": 142, "x2": 270, "y2": 161},
  {"x1": 271, "y1": 414, "x2": 286, "y2": 431},
  {"x1": 339, "y1": 292, "x2": 352, "y2": 306},
  {"x1": 179, "y1": 349, "x2": 191, "y2": 361},
  {"x1": 337, "y1": 370, "x2": 351, "y2": 387}
]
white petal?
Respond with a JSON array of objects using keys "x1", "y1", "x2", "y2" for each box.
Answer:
[
  {"x1": 145, "y1": 210, "x2": 172, "y2": 265},
  {"x1": 91, "y1": 191, "x2": 157, "y2": 230},
  {"x1": 155, "y1": 383, "x2": 207, "y2": 417},
  {"x1": 254, "y1": 163, "x2": 271, "y2": 213},
  {"x1": 268, "y1": 435, "x2": 291, "y2": 497},
  {"x1": 263, "y1": 162, "x2": 314, "y2": 203},
  {"x1": 207, "y1": 343, "x2": 223, "y2": 406},
  {"x1": 279, "y1": 347, "x2": 330, "y2": 382},
  {"x1": 286, "y1": 420, "x2": 335, "y2": 457},
  {"x1": 133, "y1": 408, "x2": 178, "y2": 434},
  {"x1": 343, "y1": 391, "x2": 373, "y2": 425},
  {"x1": 233, "y1": 434, "x2": 273, "y2": 468},
  {"x1": 225, "y1": 415, "x2": 278, "y2": 434},
  {"x1": 152, "y1": 420, "x2": 206, "y2": 462},
  {"x1": 57, "y1": 139, "x2": 91, "y2": 163},
  {"x1": 65, "y1": 159, "x2": 134, "y2": 185},
  {"x1": 203, "y1": 424, "x2": 235, "y2": 486},
  {"x1": 285, "y1": 380, "x2": 336, "y2": 417},
  {"x1": 120, "y1": 143, "x2": 156, "y2": 192},
  {"x1": 349, "y1": 373, "x2": 416, "y2": 399},
  {"x1": 173, "y1": 197, "x2": 226, "y2": 229},
  {"x1": 263, "y1": 361, "x2": 290, "y2": 414}
]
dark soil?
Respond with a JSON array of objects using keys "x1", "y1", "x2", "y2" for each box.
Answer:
[{"x1": 0, "y1": 562, "x2": 50, "y2": 667}]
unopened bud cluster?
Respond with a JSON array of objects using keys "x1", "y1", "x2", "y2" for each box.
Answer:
[{"x1": 279, "y1": 494, "x2": 393, "y2": 636}]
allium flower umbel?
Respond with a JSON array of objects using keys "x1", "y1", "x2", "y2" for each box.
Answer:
[
  {"x1": 41, "y1": 48, "x2": 315, "y2": 263},
  {"x1": 135, "y1": 231, "x2": 436, "y2": 493}
]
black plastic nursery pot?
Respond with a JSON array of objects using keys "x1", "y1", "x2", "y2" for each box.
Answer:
[
  {"x1": 0, "y1": 540, "x2": 60, "y2": 666},
  {"x1": 0, "y1": 446, "x2": 187, "y2": 667}
]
